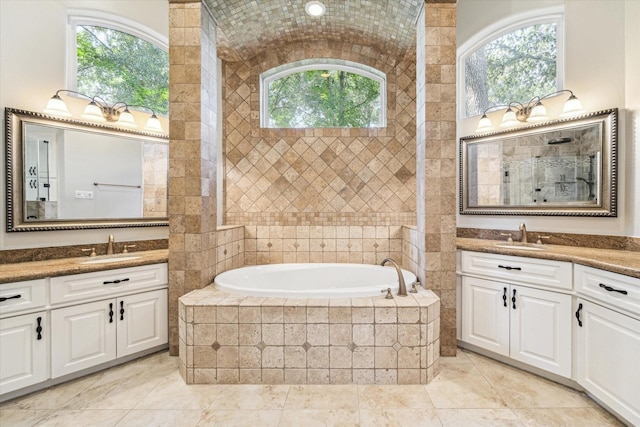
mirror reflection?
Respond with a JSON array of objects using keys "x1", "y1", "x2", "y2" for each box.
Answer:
[
  {"x1": 460, "y1": 109, "x2": 617, "y2": 216},
  {"x1": 6, "y1": 108, "x2": 169, "y2": 231}
]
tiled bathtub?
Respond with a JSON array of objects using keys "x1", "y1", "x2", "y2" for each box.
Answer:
[{"x1": 178, "y1": 286, "x2": 440, "y2": 385}]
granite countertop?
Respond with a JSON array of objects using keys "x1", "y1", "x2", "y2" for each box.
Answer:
[
  {"x1": 457, "y1": 238, "x2": 640, "y2": 279},
  {"x1": 0, "y1": 249, "x2": 168, "y2": 284}
]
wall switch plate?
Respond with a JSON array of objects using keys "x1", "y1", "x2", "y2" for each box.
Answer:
[{"x1": 75, "y1": 190, "x2": 93, "y2": 199}]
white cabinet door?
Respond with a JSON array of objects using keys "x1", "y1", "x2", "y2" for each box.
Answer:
[
  {"x1": 51, "y1": 300, "x2": 116, "y2": 378},
  {"x1": 577, "y1": 299, "x2": 640, "y2": 426},
  {"x1": 0, "y1": 312, "x2": 48, "y2": 394},
  {"x1": 510, "y1": 285, "x2": 572, "y2": 377},
  {"x1": 461, "y1": 276, "x2": 509, "y2": 356},
  {"x1": 117, "y1": 290, "x2": 168, "y2": 357}
]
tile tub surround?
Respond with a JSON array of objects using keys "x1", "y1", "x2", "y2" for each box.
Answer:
[{"x1": 178, "y1": 286, "x2": 440, "y2": 385}]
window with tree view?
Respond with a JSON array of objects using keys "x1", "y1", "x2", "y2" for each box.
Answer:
[
  {"x1": 264, "y1": 65, "x2": 384, "y2": 128},
  {"x1": 76, "y1": 25, "x2": 169, "y2": 115},
  {"x1": 464, "y1": 22, "x2": 558, "y2": 118}
]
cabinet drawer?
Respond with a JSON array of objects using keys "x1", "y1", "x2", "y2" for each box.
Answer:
[
  {"x1": 575, "y1": 264, "x2": 640, "y2": 317},
  {"x1": 461, "y1": 251, "x2": 572, "y2": 290},
  {"x1": 0, "y1": 279, "x2": 47, "y2": 318},
  {"x1": 50, "y1": 263, "x2": 167, "y2": 305}
]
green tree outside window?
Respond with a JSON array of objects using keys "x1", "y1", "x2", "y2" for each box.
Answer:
[{"x1": 76, "y1": 25, "x2": 169, "y2": 115}]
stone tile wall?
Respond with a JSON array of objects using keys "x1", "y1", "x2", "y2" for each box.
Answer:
[
  {"x1": 214, "y1": 225, "x2": 245, "y2": 274},
  {"x1": 223, "y1": 41, "x2": 417, "y2": 227},
  {"x1": 142, "y1": 142, "x2": 169, "y2": 217},
  {"x1": 179, "y1": 285, "x2": 440, "y2": 385},
  {"x1": 168, "y1": 1, "x2": 219, "y2": 354},
  {"x1": 418, "y1": 3, "x2": 457, "y2": 357}
]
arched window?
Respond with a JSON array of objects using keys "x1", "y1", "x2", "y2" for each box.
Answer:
[
  {"x1": 458, "y1": 9, "x2": 564, "y2": 118},
  {"x1": 261, "y1": 59, "x2": 386, "y2": 128},
  {"x1": 67, "y1": 11, "x2": 169, "y2": 115}
]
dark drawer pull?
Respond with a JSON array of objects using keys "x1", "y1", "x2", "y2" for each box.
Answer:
[
  {"x1": 103, "y1": 278, "x2": 130, "y2": 285},
  {"x1": 502, "y1": 287, "x2": 507, "y2": 307},
  {"x1": 109, "y1": 303, "x2": 114, "y2": 323},
  {"x1": 0, "y1": 294, "x2": 22, "y2": 302},
  {"x1": 498, "y1": 265, "x2": 522, "y2": 271},
  {"x1": 599, "y1": 283, "x2": 628, "y2": 295},
  {"x1": 36, "y1": 316, "x2": 43, "y2": 340},
  {"x1": 120, "y1": 301, "x2": 125, "y2": 321},
  {"x1": 576, "y1": 303, "x2": 583, "y2": 327}
]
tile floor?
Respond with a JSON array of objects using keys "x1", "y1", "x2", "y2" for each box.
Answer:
[{"x1": 0, "y1": 348, "x2": 624, "y2": 426}]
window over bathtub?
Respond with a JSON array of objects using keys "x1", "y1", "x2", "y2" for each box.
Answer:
[
  {"x1": 458, "y1": 8, "x2": 564, "y2": 119},
  {"x1": 260, "y1": 59, "x2": 386, "y2": 128},
  {"x1": 67, "y1": 10, "x2": 169, "y2": 116}
]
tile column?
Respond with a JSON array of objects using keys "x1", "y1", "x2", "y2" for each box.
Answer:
[
  {"x1": 168, "y1": 0, "x2": 218, "y2": 355},
  {"x1": 418, "y1": 1, "x2": 457, "y2": 357}
]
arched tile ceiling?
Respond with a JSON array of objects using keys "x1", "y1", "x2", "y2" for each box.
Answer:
[{"x1": 204, "y1": 0, "x2": 425, "y2": 62}]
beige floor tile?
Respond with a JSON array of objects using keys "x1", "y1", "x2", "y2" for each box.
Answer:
[
  {"x1": 359, "y1": 408, "x2": 441, "y2": 427},
  {"x1": 207, "y1": 384, "x2": 290, "y2": 409},
  {"x1": 60, "y1": 362, "x2": 176, "y2": 410},
  {"x1": 467, "y1": 353, "x2": 594, "y2": 409},
  {"x1": 36, "y1": 409, "x2": 129, "y2": 427},
  {"x1": 135, "y1": 372, "x2": 223, "y2": 410},
  {"x1": 279, "y1": 409, "x2": 360, "y2": 427},
  {"x1": 358, "y1": 385, "x2": 433, "y2": 409},
  {"x1": 0, "y1": 409, "x2": 51, "y2": 427},
  {"x1": 197, "y1": 409, "x2": 282, "y2": 426},
  {"x1": 439, "y1": 348, "x2": 472, "y2": 365},
  {"x1": 437, "y1": 408, "x2": 523, "y2": 426},
  {"x1": 0, "y1": 374, "x2": 102, "y2": 410},
  {"x1": 426, "y1": 362, "x2": 507, "y2": 409},
  {"x1": 513, "y1": 407, "x2": 625, "y2": 426},
  {"x1": 115, "y1": 409, "x2": 205, "y2": 427},
  {"x1": 284, "y1": 385, "x2": 359, "y2": 410}
]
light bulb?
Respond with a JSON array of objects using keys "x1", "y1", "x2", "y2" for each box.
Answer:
[
  {"x1": 476, "y1": 114, "x2": 493, "y2": 133},
  {"x1": 82, "y1": 101, "x2": 107, "y2": 122},
  {"x1": 144, "y1": 114, "x2": 164, "y2": 133},
  {"x1": 305, "y1": 1, "x2": 326, "y2": 17},
  {"x1": 43, "y1": 95, "x2": 72, "y2": 117},
  {"x1": 527, "y1": 101, "x2": 549, "y2": 122}
]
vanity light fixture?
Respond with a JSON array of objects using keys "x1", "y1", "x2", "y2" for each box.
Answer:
[
  {"x1": 475, "y1": 90, "x2": 585, "y2": 133},
  {"x1": 305, "y1": 1, "x2": 326, "y2": 17},
  {"x1": 43, "y1": 89, "x2": 164, "y2": 133}
]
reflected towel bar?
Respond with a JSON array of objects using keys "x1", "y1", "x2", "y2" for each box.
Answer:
[{"x1": 93, "y1": 182, "x2": 141, "y2": 188}]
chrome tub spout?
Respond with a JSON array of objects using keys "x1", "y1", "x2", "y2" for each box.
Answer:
[{"x1": 380, "y1": 258, "x2": 407, "y2": 297}]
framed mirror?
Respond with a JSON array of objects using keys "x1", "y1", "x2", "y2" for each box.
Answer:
[
  {"x1": 5, "y1": 108, "x2": 169, "y2": 231},
  {"x1": 459, "y1": 108, "x2": 617, "y2": 216}
]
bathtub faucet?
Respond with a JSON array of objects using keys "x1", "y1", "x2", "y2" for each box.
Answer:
[{"x1": 380, "y1": 258, "x2": 407, "y2": 297}]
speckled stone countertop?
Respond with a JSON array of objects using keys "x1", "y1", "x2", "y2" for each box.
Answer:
[
  {"x1": 0, "y1": 249, "x2": 168, "y2": 284},
  {"x1": 457, "y1": 238, "x2": 640, "y2": 279}
]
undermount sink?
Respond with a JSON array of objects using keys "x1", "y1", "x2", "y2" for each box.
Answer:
[
  {"x1": 493, "y1": 244, "x2": 545, "y2": 251},
  {"x1": 79, "y1": 255, "x2": 142, "y2": 264}
]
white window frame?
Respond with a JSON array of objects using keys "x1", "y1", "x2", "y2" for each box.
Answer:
[
  {"x1": 66, "y1": 9, "x2": 168, "y2": 112},
  {"x1": 457, "y1": 6, "x2": 565, "y2": 119},
  {"x1": 260, "y1": 59, "x2": 387, "y2": 128}
]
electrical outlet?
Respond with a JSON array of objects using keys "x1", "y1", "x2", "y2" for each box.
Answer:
[{"x1": 75, "y1": 190, "x2": 93, "y2": 199}]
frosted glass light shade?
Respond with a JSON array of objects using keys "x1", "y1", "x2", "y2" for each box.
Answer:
[
  {"x1": 560, "y1": 95, "x2": 585, "y2": 118},
  {"x1": 527, "y1": 102, "x2": 549, "y2": 122},
  {"x1": 144, "y1": 114, "x2": 164, "y2": 133},
  {"x1": 81, "y1": 102, "x2": 107, "y2": 122},
  {"x1": 44, "y1": 95, "x2": 72, "y2": 117},
  {"x1": 500, "y1": 108, "x2": 519, "y2": 128},
  {"x1": 116, "y1": 109, "x2": 138, "y2": 128},
  {"x1": 476, "y1": 114, "x2": 493, "y2": 133}
]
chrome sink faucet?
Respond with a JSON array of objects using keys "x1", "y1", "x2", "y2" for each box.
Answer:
[
  {"x1": 381, "y1": 258, "x2": 407, "y2": 297},
  {"x1": 107, "y1": 234, "x2": 115, "y2": 255},
  {"x1": 519, "y1": 223, "x2": 528, "y2": 243}
]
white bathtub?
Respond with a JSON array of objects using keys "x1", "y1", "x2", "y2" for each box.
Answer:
[{"x1": 214, "y1": 263, "x2": 417, "y2": 298}]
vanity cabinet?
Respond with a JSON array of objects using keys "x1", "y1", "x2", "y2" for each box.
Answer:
[
  {"x1": 462, "y1": 276, "x2": 572, "y2": 377},
  {"x1": 574, "y1": 265, "x2": 640, "y2": 425},
  {"x1": 51, "y1": 289, "x2": 167, "y2": 378},
  {"x1": 0, "y1": 311, "x2": 48, "y2": 394},
  {"x1": 0, "y1": 262, "x2": 168, "y2": 400}
]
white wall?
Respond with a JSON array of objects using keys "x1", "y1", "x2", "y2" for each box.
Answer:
[
  {"x1": 457, "y1": 0, "x2": 639, "y2": 238},
  {"x1": 0, "y1": 0, "x2": 169, "y2": 249}
]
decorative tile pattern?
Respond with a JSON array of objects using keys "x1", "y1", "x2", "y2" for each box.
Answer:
[
  {"x1": 223, "y1": 41, "x2": 417, "y2": 227},
  {"x1": 203, "y1": 0, "x2": 424, "y2": 62},
  {"x1": 179, "y1": 285, "x2": 440, "y2": 385}
]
